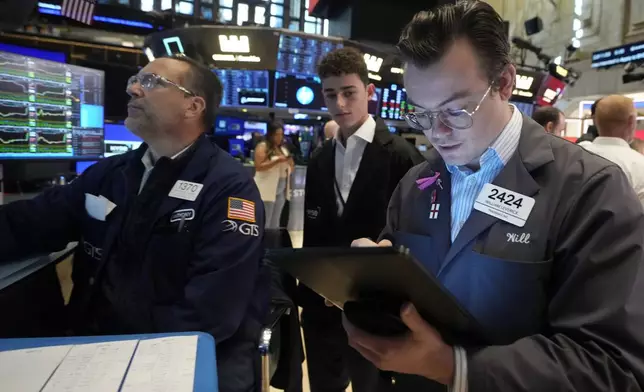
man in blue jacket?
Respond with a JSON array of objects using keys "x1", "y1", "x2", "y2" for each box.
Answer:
[{"x1": 0, "y1": 55, "x2": 269, "y2": 392}]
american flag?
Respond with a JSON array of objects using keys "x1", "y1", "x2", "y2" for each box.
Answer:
[
  {"x1": 429, "y1": 203, "x2": 440, "y2": 220},
  {"x1": 228, "y1": 198, "x2": 256, "y2": 223},
  {"x1": 61, "y1": 0, "x2": 96, "y2": 25}
]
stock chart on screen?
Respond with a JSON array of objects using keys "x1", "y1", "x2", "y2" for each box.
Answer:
[{"x1": 0, "y1": 51, "x2": 105, "y2": 159}]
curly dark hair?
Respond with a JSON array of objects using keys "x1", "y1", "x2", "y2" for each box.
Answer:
[
  {"x1": 317, "y1": 47, "x2": 369, "y2": 87},
  {"x1": 397, "y1": 0, "x2": 511, "y2": 90}
]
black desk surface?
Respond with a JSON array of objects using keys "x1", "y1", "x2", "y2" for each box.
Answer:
[{"x1": 0, "y1": 244, "x2": 77, "y2": 291}]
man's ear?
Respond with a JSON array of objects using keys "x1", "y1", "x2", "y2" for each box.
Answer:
[
  {"x1": 367, "y1": 83, "x2": 376, "y2": 100},
  {"x1": 185, "y1": 96, "x2": 206, "y2": 120},
  {"x1": 545, "y1": 121, "x2": 554, "y2": 134},
  {"x1": 496, "y1": 64, "x2": 516, "y2": 101}
]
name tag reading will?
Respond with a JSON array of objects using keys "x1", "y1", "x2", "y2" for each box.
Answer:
[
  {"x1": 474, "y1": 183, "x2": 535, "y2": 227},
  {"x1": 169, "y1": 180, "x2": 204, "y2": 201}
]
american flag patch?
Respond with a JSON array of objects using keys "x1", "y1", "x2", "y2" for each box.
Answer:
[
  {"x1": 228, "y1": 197, "x2": 256, "y2": 223},
  {"x1": 61, "y1": 0, "x2": 96, "y2": 25},
  {"x1": 429, "y1": 203, "x2": 440, "y2": 220}
]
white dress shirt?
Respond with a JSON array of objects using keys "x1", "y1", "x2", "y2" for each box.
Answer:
[
  {"x1": 582, "y1": 137, "x2": 644, "y2": 206},
  {"x1": 334, "y1": 116, "x2": 376, "y2": 216}
]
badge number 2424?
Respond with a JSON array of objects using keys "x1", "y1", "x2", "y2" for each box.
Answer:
[{"x1": 474, "y1": 183, "x2": 535, "y2": 227}]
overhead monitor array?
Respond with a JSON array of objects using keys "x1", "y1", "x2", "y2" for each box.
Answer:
[{"x1": 0, "y1": 50, "x2": 105, "y2": 160}]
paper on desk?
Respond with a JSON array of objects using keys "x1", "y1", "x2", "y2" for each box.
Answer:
[
  {"x1": 121, "y1": 335, "x2": 198, "y2": 392},
  {"x1": 42, "y1": 340, "x2": 138, "y2": 392},
  {"x1": 0, "y1": 345, "x2": 72, "y2": 392}
]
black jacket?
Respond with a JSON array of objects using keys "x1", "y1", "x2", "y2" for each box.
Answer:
[
  {"x1": 299, "y1": 118, "x2": 425, "y2": 306},
  {"x1": 0, "y1": 134, "x2": 269, "y2": 392}
]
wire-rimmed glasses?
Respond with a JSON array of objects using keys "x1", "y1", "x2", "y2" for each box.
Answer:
[
  {"x1": 403, "y1": 85, "x2": 492, "y2": 131},
  {"x1": 126, "y1": 73, "x2": 196, "y2": 96}
]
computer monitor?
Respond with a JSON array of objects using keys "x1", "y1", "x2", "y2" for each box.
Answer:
[
  {"x1": 104, "y1": 123, "x2": 142, "y2": 157},
  {"x1": 0, "y1": 50, "x2": 105, "y2": 160},
  {"x1": 213, "y1": 69, "x2": 270, "y2": 108},
  {"x1": 276, "y1": 34, "x2": 343, "y2": 76},
  {"x1": 75, "y1": 160, "x2": 97, "y2": 174},
  {"x1": 244, "y1": 120, "x2": 268, "y2": 134},
  {"x1": 228, "y1": 138, "x2": 245, "y2": 157},
  {"x1": 273, "y1": 72, "x2": 327, "y2": 112},
  {"x1": 214, "y1": 116, "x2": 244, "y2": 134},
  {"x1": 380, "y1": 83, "x2": 413, "y2": 121},
  {"x1": 0, "y1": 43, "x2": 66, "y2": 63}
]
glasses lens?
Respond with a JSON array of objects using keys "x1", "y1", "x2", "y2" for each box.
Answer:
[
  {"x1": 126, "y1": 75, "x2": 138, "y2": 88},
  {"x1": 439, "y1": 110, "x2": 473, "y2": 130},
  {"x1": 405, "y1": 113, "x2": 432, "y2": 131},
  {"x1": 139, "y1": 74, "x2": 159, "y2": 90}
]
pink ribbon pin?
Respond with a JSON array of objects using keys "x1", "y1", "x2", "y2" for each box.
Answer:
[{"x1": 416, "y1": 172, "x2": 441, "y2": 191}]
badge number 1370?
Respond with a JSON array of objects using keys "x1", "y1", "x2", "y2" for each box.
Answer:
[{"x1": 474, "y1": 183, "x2": 535, "y2": 227}]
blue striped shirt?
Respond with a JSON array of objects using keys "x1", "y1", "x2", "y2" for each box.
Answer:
[{"x1": 447, "y1": 106, "x2": 523, "y2": 242}]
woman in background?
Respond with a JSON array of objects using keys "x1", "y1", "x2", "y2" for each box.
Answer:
[{"x1": 254, "y1": 121, "x2": 294, "y2": 229}]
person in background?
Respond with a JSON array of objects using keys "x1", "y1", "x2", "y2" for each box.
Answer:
[
  {"x1": 347, "y1": 2, "x2": 644, "y2": 391},
  {"x1": 576, "y1": 98, "x2": 601, "y2": 145},
  {"x1": 0, "y1": 55, "x2": 269, "y2": 392},
  {"x1": 254, "y1": 121, "x2": 294, "y2": 229},
  {"x1": 300, "y1": 47, "x2": 425, "y2": 392},
  {"x1": 582, "y1": 95, "x2": 644, "y2": 206},
  {"x1": 531, "y1": 106, "x2": 566, "y2": 136},
  {"x1": 632, "y1": 138, "x2": 644, "y2": 154},
  {"x1": 324, "y1": 119, "x2": 340, "y2": 140}
]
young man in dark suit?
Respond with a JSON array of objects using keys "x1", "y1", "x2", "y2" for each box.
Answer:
[{"x1": 299, "y1": 47, "x2": 425, "y2": 392}]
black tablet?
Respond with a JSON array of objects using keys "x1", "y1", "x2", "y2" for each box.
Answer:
[{"x1": 266, "y1": 246, "x2": 486, "y2": 345}]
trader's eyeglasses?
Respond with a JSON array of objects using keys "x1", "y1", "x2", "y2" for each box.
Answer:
[
  {"x1": 126, "y1": 73, "x2": 196, "y2": 96},
  {"x1": 403, "y1": 85, "x2": 492, "y2": 131}
]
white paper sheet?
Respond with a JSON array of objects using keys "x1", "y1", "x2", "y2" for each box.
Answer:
[
  {"x1": 42, "y1": 340, "x2": 138, "y2": 392},
  {"x1": 120, "y1": 336, "x2": 198, "y2": 392},
  {"x1": 0, "y1": 345, "x2": 73, "y2": 392}
]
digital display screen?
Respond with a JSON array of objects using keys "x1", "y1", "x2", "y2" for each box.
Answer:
[
  {"x1": 536, "y1": 76, "x2": 566, "y2": 106},
  {"x1": 369, "y1": 87, "x2": 381, "y2": 115},
  {"x1": 244, "y1": 120, "x2": 267, "y2": 134},
  {"x1": 0, "y1": 50, "x2": 104, "y2": 160},
  {"x1": 510, "y1": 101, "x2": 535, "y2": 117},
  {"x1": 512, "y1": 70, "x2": 545, "y2": 103},
  {"x1": 274, "y1": 72, "x2": 327, "y2": 111},
  {"x1": 284, "y1": 124, "x2": 314, "y2": 135},
  {"x1": 591, "y1": 40, "x2": 644, "y2": 68},
  {"x1": 228, "y1": 138, "x2": 244, "y2": 157},
  {"x1": 215, "y1": 116, "x2": 244, "y2": 134},
  {"x1": 76, "y1": 160, "x2": 97, "y2": 174},
  {"x1": 380, "y1": 83, "x2": 413, "y2": 120},
  {"x1": 213, "y1": 69, "x2": 270, "y2": 108},
  {"x1": 0, "y1": 43, "x2": 66, "y2": 63},
  {"x1": 104, "y1": 123, "x2": 142, "y2": 157},
  {"x1": 277, "y1": 34, "x2": 343, "y2": 76}
]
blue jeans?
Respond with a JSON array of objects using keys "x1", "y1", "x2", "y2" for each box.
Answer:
[{"x1": 265, "y1": 177, "x2": 287, "y2": 229}]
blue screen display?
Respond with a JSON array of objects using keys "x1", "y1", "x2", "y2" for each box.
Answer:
[
  {"x1": 104, "y1": 123, "x2": 143, "y2": 157},
  {"x1": 0, "y1": 50, "x2": 105, "y2": 160},
  {"x1": 273, "y1": 72, "x2": 326, "y2": 112},
  {"x1": 76, "y1": 160, "x2": 97, "y2": 174},
  {"x1": 214, "y1": 116, "x2": 245, "y2": 134},
  {"x1": 0, "y1": 43, "x2": 66, "y2": 63}
]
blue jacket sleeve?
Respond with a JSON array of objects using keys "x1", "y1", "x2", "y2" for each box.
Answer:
[
  {"x1": 0, "y1": 173, "x2": 87, "y2": 262},
  {"x1": 152, "y1": 174, "x2": 267, "y2": 343},
  {"x1": 467, "y1": 165, "x2": 644, "y2": 391}
]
